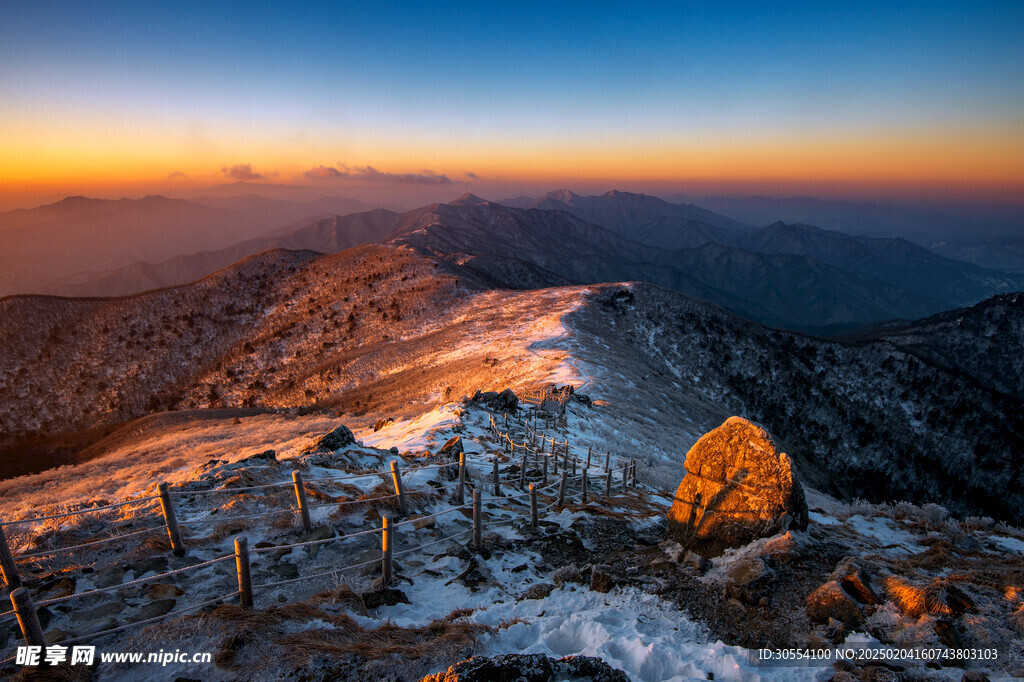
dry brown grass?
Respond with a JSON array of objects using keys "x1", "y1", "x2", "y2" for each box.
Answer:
[
  {"x1": 276, "y1": 608, "x2": 491, "y2": 665},
  {"x1": 882, "y1": 575, "x2": 977, "y2": 618}
]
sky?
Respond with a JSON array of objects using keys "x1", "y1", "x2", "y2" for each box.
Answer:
[{"x1": 1, "y1": 1, "x2": 1023, "y2": 209}]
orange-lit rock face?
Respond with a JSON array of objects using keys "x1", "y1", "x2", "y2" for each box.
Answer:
[{"x1": 666, "y1": 416, "x2": 808, "y2": 558}]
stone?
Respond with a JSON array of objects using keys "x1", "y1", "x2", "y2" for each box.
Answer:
[
  {"x1": 137, "y1": 599, "x2": 176, "y2": 620},
  {"x1": 660, "y1": 539, "x2": 686, "y2": 563},
  {"x1": 413, "y1": 515, "x2": 436, "y2": 530},
  {"x1": 129, "y1": 557, "x2": 169, "y2": 578},
  {"x1": 77, "y1": 601, "x2": 125, "y2": 621},
  {"x1": 726, "y1": 556, "x2": 771, "y2": 587},
  {"x1": 472, "y1": 388, "x2": 519, "y2": 413},
  {"x1": 446, "y1": 557, "x2": 491, "y2": 592},
  {"x1": 423, "y1": 653, "x2": 628, "y2": 682},
  {"x1": 316, "y1": 424, "x2": 356, "y2": 451},
  {"x1": 830, "y1": 557, "x2": 879, "y2": 605},
  {"x1": 240, "y1": 449, "x2": 276, "y2": 464},
  {"x1": 806, "y1": 580, "x2": 865, "y2": 627},
  {"x1": 373, "y1": 418, "x2": 394, "y2": 432},
  {"x1": 552, "y1": 564, "x2": 586, "y2": 587},
  {"x1": 361, "y1": 582, "x2": 410, "y2": 609},
  {"x1": 590, "y1": 565, "x2": 615, "y2": 593},
  {"x1": 439, "y1": 435, "x2": 464, "y2": 458},
  {"x1": 143, "y1": 583, "x2": 185, "y2": 600},
  {"x1": 666, "y1": 417, "x2": 809, "y2": 558},
  {"x1": 522, "y1": 583, "x2": 555, "y2": 600}
]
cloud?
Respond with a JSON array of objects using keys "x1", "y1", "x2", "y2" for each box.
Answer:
[
  {"x1": 302, "y1": 164, "x2": 454, "y2": 185},
  {"x1": 167, "y1": 171, "x2": 188, "y2": 179},
  {"x1": 221, "y1": 163, "x2": 265, "y2": 180},
  {"x1": 465, "y1": 171, "x2": 479, "y2": 180}
]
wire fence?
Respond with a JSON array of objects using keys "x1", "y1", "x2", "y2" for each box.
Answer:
[{"x1": 0, "y1": 419, "x2": 646, "y2": 664}]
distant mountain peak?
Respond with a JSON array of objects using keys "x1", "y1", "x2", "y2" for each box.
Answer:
[
  {"x1": 449, "y1": 193, "x2": 490, "y2": 206},
  {"x1": 542, "y1": 189, "x2": 581, "y2": 203}
]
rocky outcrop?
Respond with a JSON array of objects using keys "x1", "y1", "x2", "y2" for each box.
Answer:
[
  {"x1": 471, "y1": 388, "x2": 519, "y2": 413},
  {"x1": 666, "y1": 417, "x2": 808, "y2": 557},
  {"x1": 422, "y1": 653, "x2": 629, "y2": 682},
  {"x1": 316, "y1": 424, "x2": 356, "y2": 451}
]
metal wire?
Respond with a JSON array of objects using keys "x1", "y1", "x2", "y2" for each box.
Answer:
[
  {"x1": 14, "y1": 526, "x2": 161, "y2": 560},
  {"x1": 35, "y1": 554, "x2": 235, "y2": 607},
  {"x1": 0, "y1": 496, "x2": 160, "y2": 527}
]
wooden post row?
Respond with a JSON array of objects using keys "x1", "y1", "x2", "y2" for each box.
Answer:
[
  {"x1": 390, "y1": 461, "x2": 407, "y2": 516},
  {"x1": 235, "y1": 536, "x2": 253, "y2": 608},
  {"x1": 292, "y1": 471, "x2": 312, "y2": 532},
  {"x1": 492, "y1": 457, "x2": 500, "y2": 496},
  {"x1": 605, "y1": 468, "x2": 612, "y2": 496},
  {"x1": 557, "y1": 471, "x2": 567, "y2": 509},
  {"x1": 157, "y1": 482, "x2": 185, "y2": 556},
  {"x1": 520, "y1": 454, "x2": 527, "y2": 489},
  {"x1": 581, "y1": 470, "x2": 588, "y2": 505}
]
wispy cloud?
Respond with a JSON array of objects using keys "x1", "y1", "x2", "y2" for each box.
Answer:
[
  {"x1": 167, "y1": 170, "x2": 188, "y2": 179},
  {"x1": 303, "y1": 164, "x2": 455, "y2": 185},
  {"x1": 221, "y1": 163, "x2": 265, "y2": 180},
  {"x1": 465, "y1": 171, "x2": 479, "y2": 180}
]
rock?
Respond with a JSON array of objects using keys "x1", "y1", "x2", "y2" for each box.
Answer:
[
  {"x1": 316, "y1": 424, "x2": 356, "y2": 451},
  {"x1": 683, "y1": 551, "x2": 711, "y2": 574},
  {"x1": 961, "y1": 672, "x2": 991, "y2": 682},
  {"x1": 300, "y1": 526, "x2": 336, "y2": 543},
  {"x1": 137, "y1": 599, "x2": 176, "y2": 620},
  {"x1": 573, "y1": 393, "x2": 593, "y2": 407},
  {"x1": 522, "y1": 583, "x2": 555, "y2": 600},
  {"x1": 373, "y1": 418, "x2": 394, "y2": 432},
  {"x1": 830, "y1": 557, "x2": 879, "y2": 605},
  {"x1": 590, "y1": 565, "x2": 615, "y2": 593},
  {"x1": 660, "y1": 539, "x2": 686, "y2": 563},
  {"x1": 552, "y1": 564, "x2": 586, "y2": 587},
  {"x1": 806, "y1": 580, "x2": 865, "y2": 627},
  {"x1": 412, "y1": 515, "x2": 436, "y2": 530},
  {"x1": 129, "y1": 557, "x2": 169, "y2": 578},
  {"x1": 761, "y1": 531, "x2": 801, "y2": 565},
  {"x1": 271, "y1": 562, "x2": 299, "y2": 580},
  {"x1": 240, "y1": 449, "x2": 276, "y2": 464},
  {"x1": 666, "y1": 417, "x2": 809, "y2": 557},
  {"x1": 726, "y1": 556, "x2": 771, "y2": 587},
  {"x1": 77, "y1": 601, "x2": 125, "y2": 621},
  {"x1": 472, "y1": 388, "x2": 519, "y2": 413},
  {"x1": 361, "y1": 582, "x2": 410, "y2": 609},
  {"x1": 439, "y1": 436, "x2": 464, "y2": 458},
  {"x1": 143, "y1": 583, "x2": 185, "y2": 600},
  {"x1": 423, "y1": 653, "x2": 628, "y2": 682},
  {"x1": 446, "y1": 557, "x2": 491, "y2": 592}
]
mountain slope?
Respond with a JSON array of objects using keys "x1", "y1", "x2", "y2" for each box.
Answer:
[
  {"x1": 843, "y1": 292, "x2": 1024, "y2": 399},
  {"x1": 2, "y1": 245, "x2": 1021, "y2": 523},
  {"x1": 529, "y1": 189, "x2": 750, "y2": 231}
]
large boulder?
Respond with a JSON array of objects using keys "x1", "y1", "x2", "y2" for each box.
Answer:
[
  {"x1": 471, "y1": 388, "x2": 519, "y2": 413},
  {"x1": 666, "y1": 416, "x2": 808, "y2": 557}
]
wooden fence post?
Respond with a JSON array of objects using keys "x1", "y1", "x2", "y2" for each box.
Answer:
[
  {"x1": 0, "y1": 526, "x2": 21, "y2": 589},
  {"x1": 457, "y1": 452, "x2": 466, "y2": 505},
  {"x1": 586, "y1": 446, "x2": 592, "y2": 472},
  {"x1": 622, "y1": 464, "x2": 628, "y2": 493},
  {"x1": 472, "y1": 489, "x2": 482, "y2": 550},
  {"x1": 520, "y1": 454, "x2": 527, "y2": 489},
  {"x1": 604, "y1": 451, "x2": 610, "y2": 473},
  {"x1": 571, "y1": 448, "x2": 577, "y2": 477},
  {"x1": 605, "y1": 468, "x2": 612, "y2": 496},
  {"x1": 381, "y1": 514, "x2": 393, "y2": 585},
  {"x1": 10, "y1": 587, "x2": 45, "y2": 648},
  {"x1": 552, "y1": 448, "x2": 559, "y2": 475},
  {"x1": 581, "y1": 470, "x2": 588, "y2": 505},
  {"x1": 529, "y1": 483, "x2": 538, "y2": 530},
  {"x1": 557, "y1": 471, "x2": 567, "y2": 509},
  {"x1": 390, "y1": 461, "x2": 407, "y2": 516},
  {"x1": 504, "y1": 412, "x2": 508, "y2": 428},
  {"x1": 292, "y1": 471, "x2": 312, "y2": 532},
  {"x1": 492, "y1": 458, "x2": 500, "y2": 496},
  {"x1": 157, "y1": 482, "x2": 184, "y2": 556},
  {"x1": 234, "y1": 536, "x2": 253, "y2": 608},
  {"x1": 542, "y1": 454, "x2": 549, "y2": 485},
  {"x1": 629, "y1": 459, "x2": 636, "y2": 488}
]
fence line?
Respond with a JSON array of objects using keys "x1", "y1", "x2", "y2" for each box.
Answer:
[
  {"x1": 0, "y1": 496, "x2": 160, "y2": 528},
  {"x1": 1, "y1": 415, "x2": 645, "y2": 660}
]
